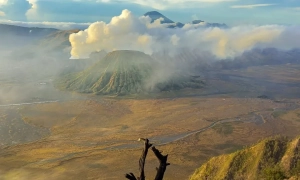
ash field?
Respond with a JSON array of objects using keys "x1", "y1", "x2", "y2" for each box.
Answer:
[{"x1": 0, "y1": 10, "x2": 300, "y2": 180}]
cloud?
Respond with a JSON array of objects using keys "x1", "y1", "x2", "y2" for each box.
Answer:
[
  {"x1": 99, "y1": 0, "x2": 236, "y2": 10},
  {"x1": 231, "y1": 4, "x2": 276, "y2": 9},
  {"x1": 0, "y1": 0, "x2": 8, "y2": 6},
  {"x1": 0, "y1": 0, "x2": 31, "y2": 20},
  {"x1": 69, "y1": 9, "x2": 300, "y2": 60},
  {"x1": 0, "y1": 11, "x2": 5, "y2": 16},
  {"x1": 0, "y1": 19, "x2": 91, "y2": 29},
  {"x1": 20, "y1": 0, "x2": 148, "y2": 23},
  {"x1": 26, "y1": 0, "x2": 39, "y2": 20}
]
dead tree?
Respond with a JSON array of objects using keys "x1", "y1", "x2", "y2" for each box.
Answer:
[
  {"x1": 152, "y1": 146, "x2": 170, "y2": 180},
  {"x1": 125, "y1": 138, "x2": 170, "y2": 180}
]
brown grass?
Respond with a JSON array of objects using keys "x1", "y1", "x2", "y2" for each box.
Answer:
[{"x1": 1, "y1": 97, "x2": 300, "y2": 180}]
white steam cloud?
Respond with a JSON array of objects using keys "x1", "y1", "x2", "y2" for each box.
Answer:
[{"x1": 69, "y1": 9, "x2": 300, "y2": 59}]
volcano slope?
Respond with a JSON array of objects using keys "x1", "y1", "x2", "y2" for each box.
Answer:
[{"x1": 57, "y1": 50, "x2": 204, "y2": 96}]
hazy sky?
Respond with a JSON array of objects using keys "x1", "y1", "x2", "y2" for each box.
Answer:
[{"x1": 0, "y1": 0, "x2": 299, "y2": 27}]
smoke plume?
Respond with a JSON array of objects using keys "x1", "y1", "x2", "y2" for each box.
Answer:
[{"x1": 69, "y1": 9, "x2": 300, "y2": 59}]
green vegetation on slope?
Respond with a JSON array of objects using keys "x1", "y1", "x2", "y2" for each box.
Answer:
[
  {"x1": 58, "y1": 50, "x2": 155, "y2": 95},
  {"x1": 190, "y1": 136, "x2": 300, "y2": 180},
  {"x1": 57, "y1": 50, "x2": 204, "y2": 96}
]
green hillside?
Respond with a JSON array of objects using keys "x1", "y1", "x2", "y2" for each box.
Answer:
[
  {"x1": 57, "y1": 50, "x2": 204, "y2": 96},
  {"x1": 190, "y1": 136, "x2": 300, "y2": 180}
]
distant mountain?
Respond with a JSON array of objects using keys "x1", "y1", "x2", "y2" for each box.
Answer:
[
  {"x1": 0, "y1": 24, "x2": 59, "y2": 49},
  {"x1": 168, "y1": 22, "x2": 185, "y2": 28},
  {"x1": 144, "y1": 11, "x2": 185, "y2": 28},
  {"x1": 192, "y1": 20, "x2": 205, "y2": 24},
  {"x1": 192, "y1": 19, "x2": 228, "y2": 28},
  {"x1": 7, "y1": 29, "x2": 80, "y2": 61},
  {"x1": 207, "y1": 22, "x2": 228, "y2": 28},
  {"x1": 190, "y1": 136, "x2": 300, "y2": 180},
  {"x1": 144, "y1": 11, "x2": 228, "y2": 29},
  {"x1": 37, "y1": 29, "x2": 79, "y2": 52},
  {"x1": 144, "y1": 11, "x2": 174, "y2": 24},
  {"x1": 0, "y1": 24, "x2": 57, "y2": 38}
]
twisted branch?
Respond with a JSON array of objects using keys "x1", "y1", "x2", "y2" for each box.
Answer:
[
  {"x1": 125, "y1": 138, "x2": 169, "y2": 180},
  {"x1": 152, "y1": 146, "x2": 170, "y2": 180}
]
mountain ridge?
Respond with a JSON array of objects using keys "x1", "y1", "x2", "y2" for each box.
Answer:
[
  {"x1": 144, "y1": 11, "x2": 228, "y2": 28},
  {"x1": 190, "y1": 136, "x2": 300, "y2": 180}
]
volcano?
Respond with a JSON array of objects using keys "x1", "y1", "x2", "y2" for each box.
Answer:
[{"x1": 58, "y1": 50, "x2": 204, "y2": 96}]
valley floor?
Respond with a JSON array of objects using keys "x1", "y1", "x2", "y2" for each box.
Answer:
[
  {"x1": 1, "y1": 64, "x2": 300, "y2": 179},
  {"x1": 0, "y1": 97, "x2": 300, "y2": 179}
]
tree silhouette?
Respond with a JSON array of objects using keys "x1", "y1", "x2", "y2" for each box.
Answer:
[{"x1": 125, "y1": 138, "x2": 170, "y2": 180}]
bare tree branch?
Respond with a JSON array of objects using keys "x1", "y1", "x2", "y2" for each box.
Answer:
[
  {"x1": 125, "y1": 173, "x2": 137, "y2": 180},
  {"x1": 125, "y1": 138, "x2": 152, "y2": 180},
  {"x1": 125, "y1": 138, "x2": 170, "y2": 180},
  {"x1": 139, "y1": 138, "x2": 152, "y2": 180},
  {"x1": 152, "y1": 146, "x2": 170, "y2": 180}
]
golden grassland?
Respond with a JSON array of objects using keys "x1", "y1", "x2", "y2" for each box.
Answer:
[
  {"x1": 1, "y1": 64, "x2": 300, "y2": 179},
  {"x1": 0, "y1": 97, "x2": 300, "y2": 179},
  {"x1": 190, "y1": 136, "x2": 300, "y2": 180}
]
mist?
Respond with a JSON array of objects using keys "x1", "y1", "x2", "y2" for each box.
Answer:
[
  {"x1": 1, "y1": 8, "x2": 300, "y2": 103},
  {"x1": 0, "y1": 31, "x2": 96, "y2": 105}
]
